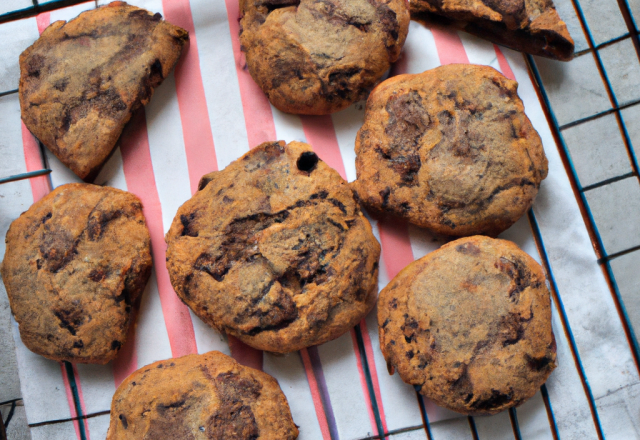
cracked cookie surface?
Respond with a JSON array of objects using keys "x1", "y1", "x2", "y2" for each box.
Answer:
[
  {"x1": 353, "y1": 64, "x2": 548, "y2": 237},
  {"x1": 19, "y1": 1, "x2": 188, "y2": 180},
  {"x1": 411, "y1": 0, "x2": 574, "y2": 60},
  {"x1": 1, "y1": 183, "x2": 152, "y2": 364},
  {"x1": 166, "y1": 141, "x2": 380, "y2": 353},
  {"x1": 239, "y1": 0, "x2": 410, "y2": 114},
  {"x1": 378, "y1": 236, "x2": 556, "y2": 415},
  {"x1": 106, "y1": 351, "x2": 299, "y2": 439}
]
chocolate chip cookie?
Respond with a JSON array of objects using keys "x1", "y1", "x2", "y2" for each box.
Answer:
[
  {"x1": 378, "y1": 236, "x2": 556, "y2": 415},
  {"x1": 411, "y1": 0, "x2": 574, "y2": 61},
  {"x1": 19, "y1": 1, "x2": 188, "y2": 180},
  {"x1": 1, "y1": 183, "x2": 152, "y2": 364},
  {"x1": 353, "y1": 64, "x2": 548, "y2": 237},
  {"x1": 106, "y1": 351, "x2": 299, "y2": 439},
  {"x1": 166, "y1": 141, "x2": 380, "y2": 353},
  {"x1": 239, "y1": 0, "x2": 410, "y2": 114}
]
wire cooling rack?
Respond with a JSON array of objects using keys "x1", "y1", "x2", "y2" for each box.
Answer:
[{"x1": 1, "y1": 0, "x2": 640, "y2": 439}]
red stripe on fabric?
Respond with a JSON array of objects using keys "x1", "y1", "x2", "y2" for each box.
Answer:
[
  {"x1": 120, "y1": 109, "x2": 198, "y2": 358},
  {"x1": 161, "y1": 0, "x2": 218, "y2": 193},
  {"x1": 20, "y1": 123, "x2": 50, "y2": 202},
  {"x1": 360, "y1": 319, "x2": 388, "y2": 433},
  {"x1": 300, "y1": 115, "x2": 347, "y2": 180},
  {"x1": 223, "y1": 0, "x2": 277, "y2": 148},
  {"x1": 494, "y1": 45, "x2": 517, "y2": 81},
  {"x1": 378, "y1": 219, "x2": 415, "y2": 279},
  {"x1": 228, "y1": 336, "x2": 264, "y2": 371},
  {"x1": 300, "y1": 349, "x2": 332, "y2": 440},
  {"x1": 59, "y1": 363, "x2": 82, "y2": 440},
  {"x1": 111, "y1": 306, "x2": 139, "y2": 387},
  {"x1": 350, "y1": 329, "x2": 380, "y2": 436},
  {"x1": 430, "y1": 25, "x2": 469, "y2": 65},
  {"x1": 36, "y1": 12, "x2": 50, "y2": 34},
  {"x1": 72, "y1": 364, "x2": 91, "y2": 440}
]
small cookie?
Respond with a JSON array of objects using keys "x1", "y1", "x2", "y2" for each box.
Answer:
[
  {"x1": 354, "y1": 64, "x2": 548, "y2": 237},
  {"x1": 166, "y1": 141, "x2": 380, "y2": 353},
  {"x1": 19, "y1": 1, "x2": 188, "y2": 180},
  {"x1": 378, "y1": 236, "x2": 556, "y2": 415},
  {"x1": 411, "y1": 0, "x2": 574, "y2": 61},
  {"x1": 106, "y1": 351, "x2": 299, "y2": 439},
  {"x1": 239, "y1": 0, "x2": 410, "y2": 114},
  {"x1": 1, "y1": 183, "x2": 152, "y2": 364}
]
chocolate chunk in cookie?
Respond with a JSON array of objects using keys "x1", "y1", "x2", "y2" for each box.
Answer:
[
  {"x1": 378, "y1": 236, "x2": 556, "y2": 415},
  {"x1": 1, "y1": 183, "x2": 152, "y2": 364},
  {"x1": 19, "y1": 1, "x2": 188, "y2": 180},
  {"x1": 106, "y1": 351, "x2": 299, "y2": 439},
  {"x1": 411, "y1": 0, "x2": 574, "y2": 61},
  {"x1": 166, "y1": 141, "x2": 380, "y2": 353},
  {"x1": 239, "y1": 0, "x2": 410, "y2": 114},
  {"x1": 353, "y1": 64, "x2": 548, "y2": 237}
]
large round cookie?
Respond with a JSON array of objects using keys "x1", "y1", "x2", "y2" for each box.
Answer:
[
  {"x1": 166, "y1": 141, "x2": 380, "y2": 353},
  {"x1": 19, "y1": 1, "x2": 188, "y2": 180},
  {"x1": 353, "y1": 64, "x2": 548, "y2": 237},
  {"x1": 378, "y1": 236, "x2": 556, "y2": 415},
  {"x1": 1, "y1": 183, "x2": 152, "y2": 364},
  {"x1": 106, "y1": 351, "x2": 299, "y2": 439},
  {"x1": 239, "y1": 0, "x2": 410, "y2": 115}
]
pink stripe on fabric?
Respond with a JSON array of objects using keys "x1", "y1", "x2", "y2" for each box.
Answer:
[
  {"x1": 350, "y1": 329, "x2": 381, "y2": 436},
  {"x1": 378, "y1": 219, "x2": 415, "y2": 279},
  {"x1": 72, "y1": 364, "x2": 91, "y2": 440},
  {"x1": 300, "y1": 115, "x2": 347, "y2": 179},
  {"x1": 161, "y1": 0, "x2": 218, "y2": 194},
  {"x1": 120, "y1": 109, "x2": 198, "y2": 358},
  {"x1": 20, "y1": 123, "x2": 50, "y2": 202},
  {"x1": 494, "y1": 45, "x2": 516, "y2": 81},
  {"x1": 223, "y1": 0, "x2": 277, "y2": 147},
  {"x1": 228, "y1": 336, "x2": 263, "y2": 371},
  {"x1": 360, "y1": 319, "x2": 388, "y2": 433},
  {"x1": 430, "y1": 25, "x2": 470, "y2": 65},
  {"x1": 300, "y1": 349, "x2": 332, "y2": 440},
  {"x1": 36, "y1": 12, "x2": 50, "y2": 34},
  {"x1": 59, "y1": 363, "x2": 81, "y2": 440}
]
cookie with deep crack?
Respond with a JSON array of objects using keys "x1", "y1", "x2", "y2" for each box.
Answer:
[
  {"x1": 239, "y1": 0, "x2": 410, "y2": 114},
  {"x1": 1, "y1": 183, "x2": 152, "y2": 364},
  {"x1": 353, "y1": 64, "x2": 548, "y2": 237},
  {"x1": 411, "y1": 0, "x2": 574, "y2": 61},
  {"x1": 166, "y1": 141, "x2": 380, "y2": 353},
  {"x1": 19, "y1": 1, "x2": 188, "y2": 180},
  {"x1": 378, "y1": 236, "x2": 556, "y2": 415},
  {"x1": 106, "y1": 351, "x2": 299, "y2": 439}
]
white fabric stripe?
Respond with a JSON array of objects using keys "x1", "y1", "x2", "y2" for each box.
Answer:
[
  {"x1": 190, "y1": 310, "x2": 230, "y2": 356},
  {"x1": 86, "y1": 413, "x2": 111, "y2": 439},
  {"x1": 474, "y1": 412, "x2": 514, "y2": 440},
  {"x1": 389, "y1": 429, "x2": 429, "y2": 440},
  {"x1": 190, "y1": 0, "x2": 251, "y2": 168},
  {"x1": 429, "y1": 416, "x2": 475, "y2": 440},
  {"x1": 399, "y1": 21, "x2": 441, "y2": 74},
  {"x1": 263, "y1": 353, "x2": 324, "y2": 440},
  {"x1": 506, "y1": 48, "x2": 640, "y2": 437},
  {"x1": 75, "y1": 363, "x2": 115, "y2": 415},
  {"x1": 29, "y1": 420, "x2": 78, "y2": 440},
  {"x1": 272, "y1": 104, "x2": 307, "y2": 144},
  {"x1": 0, "y1": 16, "x2": 39, "y2": 93},
  {"x1": 515, "y1": 392, "x2": 554, "y2": 440},
  {"x1": 48, "y1": 2, "x2": 94, "y2": 22},
  {"x1": 94, "y1": 148, "x2": 128, "y2": 191},
  {"x1": 0, "y1": 92, "x2": 71, "y2": 424},
  {"x1": 331, "y1": 102, "x2": 365, "y2": 182},
  {"x1": 316, "y1": 333, "x2": 375, "y2": 439},
  {"x1": 407, "y1": 224, "x2": 444, "y2": 261},
  {"x1": 458, "y1": 32, "x2": 502, "y2": 72}
]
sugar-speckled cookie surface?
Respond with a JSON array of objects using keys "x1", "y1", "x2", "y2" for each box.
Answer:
[
  {"x1": 411, "y1": 0, "x2": 574, "y2": 61},
  {"x1": 19, "y1": 1, "x2": 188, "y2": 180},
  {"x1": 1, "y1": 183, "x2": 152, "y2": 364},
  {"x1": 378, "y1": 236, "x2": 556, "y2": 415},
  {"x1": 166, "y1": 141, "x2": 380, "y2": 353},
  {"x1": 239, "y1": 0, "x2": 410, "y2": 114},
  {"x1": 106, "y1": 351, "x2": 299, "y2": 439},
  {"x1": 354, "y1": 64, "x2": 548, "y2": 237}
]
